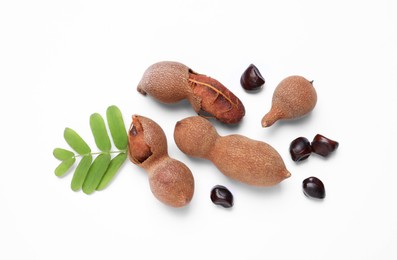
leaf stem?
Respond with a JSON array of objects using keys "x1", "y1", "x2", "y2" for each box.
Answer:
[{"x1": 74, "y1": 149, "x2": 127, "y2": 158}]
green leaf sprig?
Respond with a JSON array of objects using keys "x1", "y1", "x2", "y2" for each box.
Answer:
[{"x1": 53, "y1": 105, "x2": 128, "y2": 194}]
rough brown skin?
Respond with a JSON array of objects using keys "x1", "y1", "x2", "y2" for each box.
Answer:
[
  {"x1": 261, "y1": 75, "x2": 317, "y2": 127},
  {"x1": 137, "y1": 61, "x2": 245, "y2": 124},
  {"x1": 128, "y1": 115, "x2": 194, "y2": 207},
  {"x1": 174, "y1": 116, "x2": 291, "y2": 187}
]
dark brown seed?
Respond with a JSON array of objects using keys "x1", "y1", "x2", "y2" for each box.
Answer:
[
  {"x1": 302, "y1": 177, "x2": 325, "y2": 199},
  {"x1": 240, "y1": 64, "x2": 265, "y2": 91},
  {"x1": 211, "y1": 185, "x2": 233, "y2": 208},
  {"x1": 289, "y1": 137, "x2": 312, "y2": 162},
  {"x1": 311, "y1": 134, "x2": 339, "y2": 157}
]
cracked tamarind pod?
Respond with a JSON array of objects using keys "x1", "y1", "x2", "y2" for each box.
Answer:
[
  {"x1": 137, "y1": 61, "x2": 245, "y2": 124},
  {"x1": 174, "y1": 116, "x2": 291, "y2": 187},
  {"x1": 128, "y1": 115, "x2": 194, "y2": 207}
]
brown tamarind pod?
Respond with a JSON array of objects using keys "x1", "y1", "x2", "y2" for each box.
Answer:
[
  {"x1": 128, "y1": 115, "x2": 194, "y2": 207},
  {"x1": 137, "y1": 61, "x2": 245, "y2": 124},
  {"x1": 261, "y1": 75, "x2": 317, "y2": 127},
  {"x1": 174, "y1": 116, "x2": 291, "y2": 187}
]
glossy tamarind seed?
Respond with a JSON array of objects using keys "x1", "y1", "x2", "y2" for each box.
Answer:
[
  {"x1": 289, "y1": 137, "x2": 312, "y2": 162},
  {"x1": 311, "y1": 134, "x2": 339, "y2": 157},
  {"x1": 210, "y1": 185, "x2": 234, "y2": 208},
  {"x1": 240, "y1": 64, "x2": 265, "y2": 91},
  {"x1": 302, "y1": 176, "x2": 325, "y2": 199}
]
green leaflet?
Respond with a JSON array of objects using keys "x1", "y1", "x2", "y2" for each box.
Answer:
[
  {"x1": 55, "y1": 157, "x2": 76, "y2": 177},
  {"x1": 90, "y1": 113, "x2": 111, "y2": 152},
  {"x1": 55, "y1": 105, "x2": 128, "y2": 193},
  {"x1": 82, "y1": 154, "x2": 111, "y2": 195},
  {"x1": 64, "y1": 128, "x2": 91, "y2": 155},
  {"x1": 97, "y1": 153, "x2": 127, "y2": 191},
  {"x1": 71, "y1": 155, "x2": 93, "y2": 191},
  {"x1": 53, "y1": 148, "x2": 74, "y2": 161},
  {"x1": 106, "y1": 105, "x2": 128, "y2": 150}
]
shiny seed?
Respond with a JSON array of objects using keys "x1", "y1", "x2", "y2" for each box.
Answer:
[
  {"x1": 211, "y1": 185, "x2": 234, "y2": 208},
  {"x1": 240, "y1": 64, "x2": 265, "y2": 91},
  {"x1": 311, "y1": 134, "x2": 339, "y2": 157},
  {"x1": 289, "y1": 137, "x2": 312, "y2": 162},
  {"x1": 302, "y1": 176, "x2": 325, "y2": 199}
]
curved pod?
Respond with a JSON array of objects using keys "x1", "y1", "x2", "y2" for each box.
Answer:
[
  {"x1": 137, "y1": 61, "x2": 245, "y2": 124},
  {"x1": 174, "y1": 116, "x2": 291, "y2": 187},
  {"x1": 128, "y1": 115, "x2": 194, "y2": 207}
]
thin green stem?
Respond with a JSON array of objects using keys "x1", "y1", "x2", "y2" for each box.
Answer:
[{"x1": 74, "y1": 149, "x2": 127, "y2": 158}]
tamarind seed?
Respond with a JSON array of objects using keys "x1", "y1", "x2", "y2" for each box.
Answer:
[
  {"x1": 240, "y1": 64, "x2": 265, "y2": 91},
  {"x1": 289, "y1": 137, "x2": 312, "y2": 162},
  {"x1": 210, "y1": 185, "x2": 234, "y2": 208},
  {"x1": 311, "y1": 134, "x2": 339, "y2": 157},
  {"x1": 302, "y1": 176, "x2": 325, "y2": 199}
]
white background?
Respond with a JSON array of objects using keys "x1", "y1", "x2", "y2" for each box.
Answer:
[{"x1": 1, "y1": 0, "x2": 397, "y2": 259}]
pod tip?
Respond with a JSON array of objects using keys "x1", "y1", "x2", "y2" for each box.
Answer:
[{"x1": 261, "y1": 116, "x2": 275, "y2": 127}]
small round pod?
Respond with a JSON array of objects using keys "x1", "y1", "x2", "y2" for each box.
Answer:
[
  {"x1": 174, "y1": 116, "x2": 291, "y2": 187},
  {"x1": 261, "y1": 75, "x2": 317, "y2": 127},
  {"x1": 137, "y1": 61, "x2": 245, "y2": 124},
  {"x1": 128, "y1": 115, "x2": 194, "y2": 207}
]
